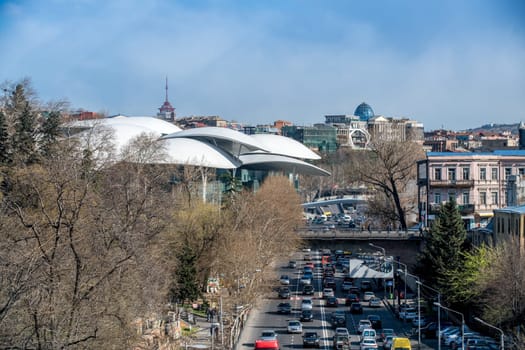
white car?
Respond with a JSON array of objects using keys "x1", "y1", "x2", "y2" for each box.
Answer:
[
  {"x1": 335, "y1": 327, "x2": 350, "y2": 337},
  {"x1": 279, "y1": 275, "x2": 290, "y2": 285},
  {"x1": 363, "y1": 291, "x2": 375, "y2": 301},
  {"x1": 300, "y1": 274, "x2": 312, "y2": 285},
  {"x1": 368, "y1": 297, "x2": 382, "y2": 308},
  {"x1": 360, "y1": 337, "x2": 378, "y2": 350},
  {"x1": 260, "y1": 330, "x2": 277, "y2": 340},
  {"x1": 323, "y1": 288, "x2": 335, "y2": 299},
  {"x1": 301, "y1": 298, "x2": 313, "y2": 311},
  {"x1": 287, "y1": 320, "x2": 303, "y2": 334},
  {"x1": 399, "y1": 307, "x2": 417, "y2": 321},
  {"x1": 357, "y1": 319, "x2": 372, "y2": 333}
]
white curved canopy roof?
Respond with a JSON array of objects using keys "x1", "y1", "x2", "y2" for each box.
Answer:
[
  {"x1": 249, "y1": 134, "x2": 321, "y2": 160},
  {"x1": 67, "y1": 115, "x2": 181, "y2": 135},
  {"x1": 239, "y1": 153, "x2": 330, "y2": 176},
  {"x1": 159, "y1": 138, "x2": 241, "y2": 169},
  {"x1": 162, "y1": 127, "x2": 268, "y2": 155}
]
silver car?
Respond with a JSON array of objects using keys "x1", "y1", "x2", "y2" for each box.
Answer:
[{"x1": 287, "y1": 320, "x2": 303, "y2": 334}]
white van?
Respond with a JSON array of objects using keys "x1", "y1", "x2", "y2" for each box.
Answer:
[{"x1": 360, "y1": 328, "x2": 376, "y2": 341}]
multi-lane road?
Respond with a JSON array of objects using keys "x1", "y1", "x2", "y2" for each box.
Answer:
[{"x1": 235, "y1": 249, "x2": 438, "y2": 350}]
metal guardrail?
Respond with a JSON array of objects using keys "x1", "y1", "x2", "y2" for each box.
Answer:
[{"x1": 297, "y1": 228, "x2": 422, "y2": 240}]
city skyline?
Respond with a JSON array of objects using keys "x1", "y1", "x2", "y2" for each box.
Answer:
[{"x1": 1, "y1": 0, "x2": 524, "y2": 130}]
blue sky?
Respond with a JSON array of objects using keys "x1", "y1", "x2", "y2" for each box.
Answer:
[{"x1": 1, "y1": 0, "x2": 524, "y2": 130}]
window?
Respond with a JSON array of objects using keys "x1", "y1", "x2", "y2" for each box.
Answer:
[
  {"x1": 462, "y1": 192, "x2": 469, "y2": 204},
  {"x1": 520, "y1": 168, "x2": 525, "y2": 176},
  {"x1": 505, "y1": 168, "x2": 512, "y2": 179},
  {"x1": 480, "y1": 168, "x2": 487, "y2": 180},
  {"x1": 491, "y1": 168, "x2": 498, "y2": 180},
  {"x1": 491, "y1": 192, "x2": 498, "y2": 205},
  {"x1": 434, "y1": 168, "x2": 442, "y2": 180},
  {"x1": 462, "y1": 167, "x2": 470, "y2": 180},
  {"x1": 434, "y1": 193, "x2": 441, "y2": 204},
  {"x1": 480, "y1": 191, "x2": 487, "y2": 205},
  {"x1": 448, "y1": 168, "x2": 456, "y2": 181},
  {"x1": 448, "y1": 192, "x2": 456, "y2": 202}
]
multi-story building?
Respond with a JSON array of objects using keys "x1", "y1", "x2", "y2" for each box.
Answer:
[
  {"x1": 493, "y1": 206, "x2": 525, "y2": 253},
  {"x1": 417, "y1": 150, "x2": 525, "y2": 229},
  {"x1": 281, "y1": 124, "x2": 338, "y2": 153},
  {"x1": 325, "y1": 102, "x2": 424, "y2": 149}
]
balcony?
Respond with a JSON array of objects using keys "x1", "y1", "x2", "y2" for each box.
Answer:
[
  {"x1": 429, "y1": 179, "x2": 474, "y2": 188},
  {"x1": 458, "y1": 204, "x2": 475, "y2": 215},
  {"x1": 429, "y1": 203, "x2": 475, "y2": 215}
]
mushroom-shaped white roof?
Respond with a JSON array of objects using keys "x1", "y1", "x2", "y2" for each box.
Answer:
[
  {"x1": 158, "y1": 138, "x2": 241, "y2": 169},
  {"x1": 249, "y1": 134, "x2": 321, "y2": 160},
  {"x1": 239, "y1": 153, "x2": 330, "y2": 176},
  {"x1": 161, "y1": 127, "x2": 268, "y2": 155},
  {"x1": 66, "y1": 115, "x2": 181, "y2": 135}
]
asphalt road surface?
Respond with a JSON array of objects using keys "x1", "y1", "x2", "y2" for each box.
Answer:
[{"x1": 234, "y1": 249, "x2": 438, "y2": 350}]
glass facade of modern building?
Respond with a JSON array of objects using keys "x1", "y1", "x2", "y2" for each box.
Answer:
[{"x1": 281, "y1": 124, "x2": 338, "y2": 153}]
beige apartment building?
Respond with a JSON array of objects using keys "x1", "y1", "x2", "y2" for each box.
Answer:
[{"x1": 417, "y1": 150, "x2": 525, "y2": 229}]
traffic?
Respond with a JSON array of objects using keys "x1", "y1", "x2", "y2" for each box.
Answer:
[
  {"x1": 236, "y1": 248, "x2": 417, "y2": 350},
  {"x1": 236, "y1": 248, "x2": 499, "y2": 350}
]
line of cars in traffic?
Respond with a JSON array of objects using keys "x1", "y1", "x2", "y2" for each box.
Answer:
[{"x1": 259, "y1": 248, "x2": 415, "y2": 350}]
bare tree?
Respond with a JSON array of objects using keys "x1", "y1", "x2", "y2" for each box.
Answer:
[
  {"x1": 0, "y1": 132, "x2": 177, "y2": 349},
  {"x1": 353, "y1": 139, "x2": 424, "y2": 229}
]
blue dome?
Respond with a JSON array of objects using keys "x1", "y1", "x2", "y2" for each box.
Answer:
[{"x1": 354, "y1": 102, "x2": 374, "y2": 121}]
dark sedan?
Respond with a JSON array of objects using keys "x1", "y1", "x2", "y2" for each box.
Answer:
[
  {"x1": 301, "y1": 309, "x2": 314, "y2": 322},
  {"x1": 303, "y1": 332, "x2": 320, "y2": 348},
  {"x1": 345, "y1": 293, "x2": 360, "y2": 305},
  {"x1": 277, "y1": 302, "x2": 292, "y2": 314},
  {"x1": 350, "y1": 302, "x2": 363, "y2": 314},
  {"x1": 278, "y1": 287, "x2": 290, "y2": 299},
  {"x1": 368, "y1": 314, "x2": 382, "y2": 329},
  {"x1": 326, "y1": 296, "x2": 338, "y2": 307}
]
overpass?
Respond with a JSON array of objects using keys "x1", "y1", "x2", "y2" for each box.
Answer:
[{"x1": 297, "y1": 228, "x2": 424, "y2": 266}]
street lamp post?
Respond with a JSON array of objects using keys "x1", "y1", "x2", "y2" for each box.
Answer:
[
  {"x1": 369, "y1": 243, "x2": 387, "y2": 298},
  {"x1": 397, "y1": 268, "x2": 421, "y2": 349},
  {"x1": 435, "y1": 303, "x2": 464, "y2": 350},
  {"x1": 416, "y1": 280, "x2": 441, "y2": 350},
  {"x1": 474, "y1": 317, "x2": 504, "y2": 350}
]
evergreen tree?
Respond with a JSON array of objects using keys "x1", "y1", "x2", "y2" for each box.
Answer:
[
  {"x1": 11, "y1": 101, "x2": 37, "y2": 164},
  {"x1": 171, "y1": 242, "x2": 201, "y2": 303},
  {"x1": 416, "y1": 198, "x2": 467, "y2": 302},
  {"x1": 0, "y1": 111, "x2": 10, "y2": 165},
  {"x1": 39, "y1": 110, "x2": 62, "y2": 158}
]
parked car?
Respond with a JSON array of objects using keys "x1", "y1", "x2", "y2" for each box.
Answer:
[
  {"x1": 368, "y1": 297, "x2": 382, "y2": 308},
  {"x1": 288, "y1": 260, "x2": 297, "y2": 268},
  {"x1": 278, "y1": 287, "x2": 290, "y2": 299},
  {"x1": 350, "y1": 302, "x2": 363, "y2": 314},
  {"x1": 287, "y1": 320, "x2": 303, "y2": 334},
  {"x1": 303, "y1": 332, "x2": 320, "y2": 348},
  {"x1": 399, "y1": 307, "x2": 417, "y2": 322},
  {"x1": 301, "y1": 309, "x2": 314, "y2": 322},
  {"x1": 412, "y1": 315, "x2": 427, "y2": 327},
  {"x1": 277, "y1": 302, "x2": 291, "y2": 314},
  {"x1": 363, "y1": 291, "x2": 375, "y2": 301}
]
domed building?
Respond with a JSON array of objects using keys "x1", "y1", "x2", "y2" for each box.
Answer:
[{"x1": 354, "y1": 102, "x2": 375, "y2": 121}]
